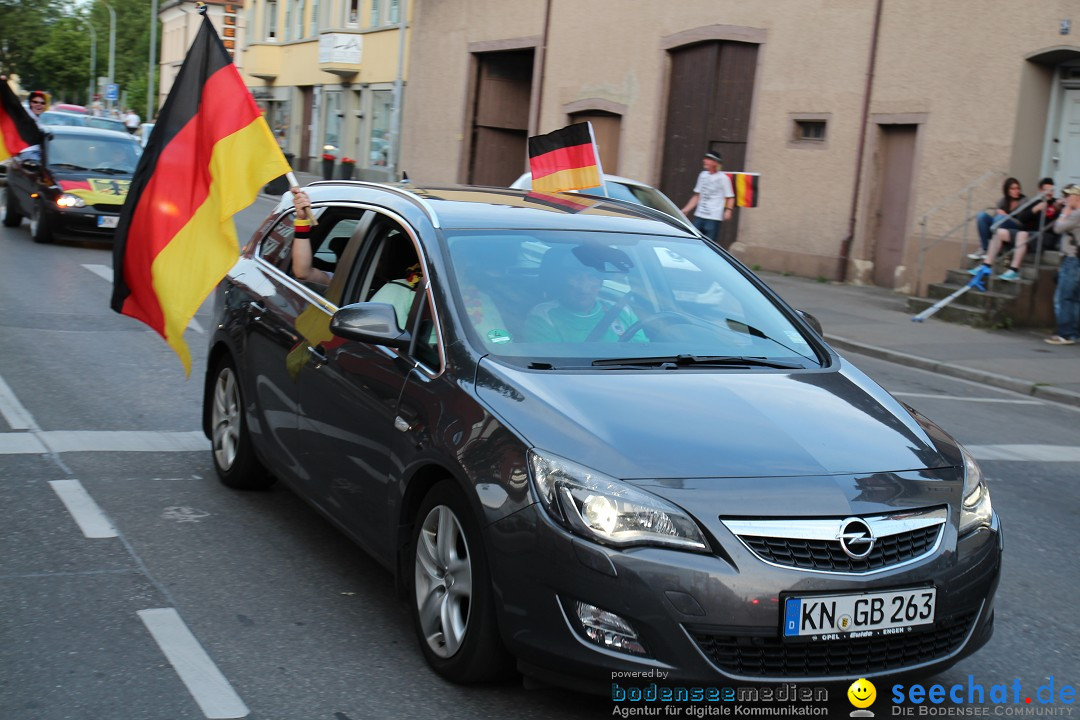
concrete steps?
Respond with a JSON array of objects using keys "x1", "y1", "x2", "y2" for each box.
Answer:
[{"x1": 906, "y1": 252, "x2": 1059, "y2": 328}]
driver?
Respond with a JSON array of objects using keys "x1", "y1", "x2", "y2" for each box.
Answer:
[{"x1": 523, "y1": 248, "x2": 646, "y2": 343}]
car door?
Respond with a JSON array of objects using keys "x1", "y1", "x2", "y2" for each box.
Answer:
[
  {"x1": 239, "y1": 205, "x2": 367, "y2": 482},
  {"x1": 294, "y1": 211, "x2": 430, "y2": 557}
]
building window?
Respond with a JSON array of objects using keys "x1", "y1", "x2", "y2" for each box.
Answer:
[
  {"x1": 795, "y1": 120, "x2": 826, "y2": 142},
  {"x1": 347, "y1": 0, "x2": 358, "y2": 26},
  {"x1": 265, "y1": 0, "x2": 278, "y2": 40},
  {"x1": 367, "y1": 89, "x2": 391, "y2": 168},
  {"x1": 284, "y1": 0, "x2": 293, "y2": 40},
  {"x1": 389, "y1": 0, "x2": 399, "y2": 23},
  {"x1": 311, "y1": 0, "x2": 319, "y2": 35},
  {"x1": 370, "y1": 0, "x2": 380, "y2": 27},
  {"x1": 323, "y1": 90, "x2": 343, "y2": 158}
]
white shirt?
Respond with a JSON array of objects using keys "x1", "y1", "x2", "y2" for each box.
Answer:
[
  {"x1": 124, "y1": 112, "x2": 141, "y2": 129},
  {"x1": 692, "y1": 170, "x2": 735, "y2": 220}
]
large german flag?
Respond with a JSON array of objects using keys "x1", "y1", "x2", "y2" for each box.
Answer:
[
  {"x1": 528, "y1": 122, "x2": 603, "y2": 193},
  {"x1": 0, "y1": 80, "x2": 42, "y2": 162},
  {"x1": 111, "y1": 14, "x2": 290, "y2": 374}
]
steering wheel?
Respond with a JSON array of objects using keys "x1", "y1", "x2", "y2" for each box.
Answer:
[{"x1": 617, "y1": 311, "x2": 714, "y2": 342}]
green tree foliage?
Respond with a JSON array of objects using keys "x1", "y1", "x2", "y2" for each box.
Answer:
[{"x1": 0, "y1": 0, "x2": 159, "y2": 109}]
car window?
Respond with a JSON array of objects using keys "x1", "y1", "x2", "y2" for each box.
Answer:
[
  {"x1": 39, "y1": 112, "x2": 84, "y2": 127},
  {"x1": 85, "y1": 117, "x2": 126, "y2": 133},
  {"x1": 444, "y1": 229, "x2": 820, "y2": 367},
  {"x1": 45, "y1": 134, "x2": 141, "y2": 172},
  {"x1": 257, "y1": 206, "x2": 367, "y2": 295},
  {"x1": 347, "y1": 217, "x2": 423, "y2": 327}
]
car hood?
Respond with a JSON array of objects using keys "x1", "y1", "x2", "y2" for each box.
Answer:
[{"x1": 475, "y1": 356, "x2": 959, "y2": 481}]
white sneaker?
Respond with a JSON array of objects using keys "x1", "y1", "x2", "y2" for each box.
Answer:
[{"x1": 967, "y1": 251, "x2": 985, "y2": 260}]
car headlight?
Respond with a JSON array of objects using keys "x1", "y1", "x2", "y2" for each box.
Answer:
[
  {"x1": 959, "y1": 445, "x2": 993, "y2": 535},
  {"x1": 527, "y1": 449, "x2": 708, "y2": 551},
  {"x1": 56, "y1": 193, "x2": 86, "y2": 208}
]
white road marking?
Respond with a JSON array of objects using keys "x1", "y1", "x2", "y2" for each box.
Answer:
[
  {"x1": 0, "y1": 374, "x2": 39, "y2": 430},
  {"x1": 138, "y1": 608, "x2": 250, "y2": 720},
  {"x1": 81, "y1": 264, "x2": 203, "y2": 332},
  {"x1": 49, "y1": 479, "x2": 117, "y2": 539},
  {"x1": 82, "y1": 263, "x2": 113, "y2": 282},
  {"x1": 893, "y1": 392, "x2": 1042, "y2": 405},
  {"x1": 966, "y1": 444, "x2": 1080, "y2": 462},
  {"x1": 0, "y1": 431, "x2": 209, "y2": 455}
]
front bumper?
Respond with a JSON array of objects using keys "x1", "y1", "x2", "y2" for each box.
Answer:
[
  {"x1": 47, "y1": 204, "x2": 122, "y2": 241},
  {"x1": 487, "y1": 505, "x2": 1001, "y2": 693}
]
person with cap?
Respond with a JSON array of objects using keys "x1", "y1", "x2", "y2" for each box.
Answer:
[
  {"x1": 681, "y1": 151, "x2": 735, "y2": 245},
  {"x1": 1045, "y1": 183, "x2": 1080, "y2": 345}
]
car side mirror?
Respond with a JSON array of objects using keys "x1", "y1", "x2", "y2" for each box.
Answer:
[
  {"x1": 20, "y1": 159, "x2": 41, "y2": 174},
  {"x1": 330, "y1": 302, "x2": 412, "y2": 348},
  {"x1": 796, "y1": 309, "x2": 823, "y2": 336}
]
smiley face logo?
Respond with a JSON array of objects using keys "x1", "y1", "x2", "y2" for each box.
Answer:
[{"x1": 848, "y1": 678, "x2": 876, "y2": 709}]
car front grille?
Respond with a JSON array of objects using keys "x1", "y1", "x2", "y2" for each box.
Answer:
[
  {"x1": 740, "y1": 524, "x2": 941, "y2": 573},
  {"x1": 722, "y1": 507, "x2": 947, "y2": 574},
  {"x1": 688, "y1": 610, "x2": 977, "y2": 678}
]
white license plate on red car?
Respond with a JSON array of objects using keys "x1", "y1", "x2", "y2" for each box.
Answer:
[
  {"x1": 97, "y1": 216, "x2": 118, "y2": 229},
  {"x1": 783, "y1": 588, "x2": 936, "y2": 639}
]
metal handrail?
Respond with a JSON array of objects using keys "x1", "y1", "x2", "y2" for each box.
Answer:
[{"x1": 915, "y1": 170, "x2": 1005, "y2": 294}]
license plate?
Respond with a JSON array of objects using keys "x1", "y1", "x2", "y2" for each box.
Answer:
[
  {"x1": 97, "y1": 215, "x2": 118, "y2": 228},
  {"x1": 783, "y1": 588, "x2": 936, "y2": 639}
]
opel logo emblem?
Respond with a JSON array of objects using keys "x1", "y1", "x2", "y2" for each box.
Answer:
[{"x1": 837, "y1": 517, "x2": 875, "y2": 559}]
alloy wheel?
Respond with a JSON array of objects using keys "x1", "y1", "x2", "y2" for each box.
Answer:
[
  {"x1": 211, "y1": 366, "x2": 241, "y2": 471},
  {"x1": 414, "y1": 504, "x2": 473, "y2": 658}
]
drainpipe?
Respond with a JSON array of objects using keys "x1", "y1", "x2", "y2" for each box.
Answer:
[
  {"x1": 837, "y1": 0, "x2": 883, "y2": 282},
  {"x1": 532, "y1": 0, "x2": 552, "y2": 134}
]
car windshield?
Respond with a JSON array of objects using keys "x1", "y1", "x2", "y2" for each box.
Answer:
[
  {"x1": 444, "y1": 230, "x2": 821, "y2": 368},
  {"x1": 46, "y1": 135, "x2": 142, "y2": 174},
  {"x1": 39, "y1": 111, "x2": 83, "y2": 127}
]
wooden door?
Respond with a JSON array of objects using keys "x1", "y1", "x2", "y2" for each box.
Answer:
[
  {"x1": 570, "y1": 111, "x2": 621, "y2": 175},
  {"x1": 660, "y1": 41, "x2": 758, "y2": 249},
  {"x1": 468, "y1": 50, "x2": 534, "y2": 186},
  {"x1": 872, "y1": 125, "x2": 918, "y2": 288}
]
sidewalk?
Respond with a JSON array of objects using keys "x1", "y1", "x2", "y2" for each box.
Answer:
[{"x1": 760, "y1": 271, "x2": 1080, "y2": 408}]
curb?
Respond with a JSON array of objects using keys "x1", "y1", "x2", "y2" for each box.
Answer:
[{"x1": 825, "y1": 334, "x2": 1080, "y2": 410}]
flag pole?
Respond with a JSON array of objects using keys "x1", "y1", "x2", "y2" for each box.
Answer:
[{"x1": 285, "y1": 171, "x2": 317, "y2": 226}]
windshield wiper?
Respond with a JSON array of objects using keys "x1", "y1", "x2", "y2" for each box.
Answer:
[
  {"x1": 92, "y1": 167, "x2": 130, "y2": 174},
  {"x1": 591, "y1": 354, "x2": 803, "y2": 370},
  {"x1": 50, "y1": 163, "x2": 89, "y2": 171}
]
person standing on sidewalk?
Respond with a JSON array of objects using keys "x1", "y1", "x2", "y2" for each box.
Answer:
[
  {"x1": 681, "y1": 151, "x2": 735, "y2": 245},
  {"x1": 1045, "y1": 184, "x2": 1080, "y2": 346}
]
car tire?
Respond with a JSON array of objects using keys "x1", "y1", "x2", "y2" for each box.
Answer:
[
  {"x1": 2, "y1": 187, "x2": 23, "y2": 227},
  {"x1": 409, "y1": 480, "x2": 509, "y2": 683},
  {"x1": 30, "y1": 200, "x2": 53, "y2": 244},
  {"x1": 209, "y1": 355, "x2": 274, "y2": 490}
]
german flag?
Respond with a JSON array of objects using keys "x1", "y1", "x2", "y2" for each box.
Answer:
[
  {"x1": 111, "y1": 14, "x2": 290, "y2": 374},
  {"x1": 726, "y1": 172, "x2": 760, "y2": 208},
  {"x1": 528, "y1": 122, "x2": 603, "y2": 193},
  {"x1": 0, "y1": 80, "x2": 42, "y2": 162},
  {"x1": 523, "y1": 190, "x2": 596, "y2": 214}
]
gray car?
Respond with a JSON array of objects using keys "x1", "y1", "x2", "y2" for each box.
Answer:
[{"x1": 203, "y1": 181, "x2": 1001, "y2": 692}]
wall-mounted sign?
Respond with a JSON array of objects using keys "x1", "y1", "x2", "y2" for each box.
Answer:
[
  {"x1": 318, "y1": 34, "x2": 363, "y2": 65},
  {"x1": 1062, "y1": 19, "x2": 1072, "y2": 35}
]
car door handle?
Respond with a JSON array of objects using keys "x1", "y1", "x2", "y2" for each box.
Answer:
[
  {"x1": 248, "y1": 301, "x2": 266, "y2": 322},
  {"x1": 307, "y1": 345, "x2": 328, "y2": 366}
]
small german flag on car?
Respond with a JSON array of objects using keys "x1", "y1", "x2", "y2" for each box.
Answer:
[{"x1": 528, "y1": 122, "x2": 603, "y2": 194}]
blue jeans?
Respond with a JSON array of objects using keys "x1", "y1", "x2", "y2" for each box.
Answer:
[
  {"x1": 1054, "y1": 256, "x2": 1079, "y2": 340},
  {"x1": 693, "y1": 216, "x2": 721, "y2": 242},
  {"x1": 976, "y1": 211, "x2": 1019, "y2": 251}
]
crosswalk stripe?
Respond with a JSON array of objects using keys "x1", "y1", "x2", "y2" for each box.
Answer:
[
  {"x1": 0, "y1": 431, "x2": 209, "y2": 455},
  {"x1": 966, "y1": 444, "x2": 1080, "y2": 462}
]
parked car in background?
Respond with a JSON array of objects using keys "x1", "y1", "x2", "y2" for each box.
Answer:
[
  {"x1": 511, "y1": 171, "x2": 693, "y2": 231},
  {"x1": 53, "y1": 103, "x2": 88, "y2": 114},
  {"x1": 202, "y1": 181, "x2": 1001, "y2": 693},
  {"x1": 39, "y1": 110, "x2": 128, "y2": 135},
  {"x1": 2, "y1": 126, "x2": 141, "y2": 243}
]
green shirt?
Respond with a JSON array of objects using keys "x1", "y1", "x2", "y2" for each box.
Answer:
[{"x1": 524, "y1": 300, "x2": 646, "y2": 343}]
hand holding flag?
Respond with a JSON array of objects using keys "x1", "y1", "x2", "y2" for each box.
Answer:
[{"x1": 0, "y1": 78, "x2": 43, "y2": 162}]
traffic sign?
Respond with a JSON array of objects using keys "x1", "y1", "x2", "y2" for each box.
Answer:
[{"x1": 105, "y1": 83, "x2": 119, "y2": 101}]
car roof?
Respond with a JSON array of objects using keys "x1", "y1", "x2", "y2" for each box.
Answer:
[
  {"x1": 512, "y1": 171, "x2": 655, "y2": 190},
  {"x1": 44, "y1": 125, "x2": 139, "y2": 140},
  {"x1": 298, "y1": 181, "x2": 697, "y2": 236}
]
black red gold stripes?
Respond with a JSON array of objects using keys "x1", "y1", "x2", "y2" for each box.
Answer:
[
  {"x1": 110, "y1": 15, "x2": 290, "y2": 374},
  {"x1": 528, "y1": 122, "x2": 602, "y2": 193},
  {"x1": 0, "y1": 81, "x2": 42, "y2": 162}
]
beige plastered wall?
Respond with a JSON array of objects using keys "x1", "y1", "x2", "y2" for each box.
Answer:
[{"x1": 401, "y1": 0, "x2": 1079, "y2": 289}]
